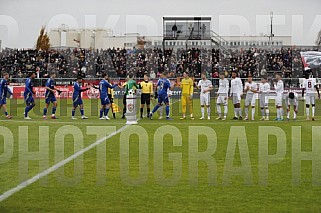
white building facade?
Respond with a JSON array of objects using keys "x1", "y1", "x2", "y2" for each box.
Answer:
[{"x1": 49, "y1": 28, "x2": 292, "y2": 50}]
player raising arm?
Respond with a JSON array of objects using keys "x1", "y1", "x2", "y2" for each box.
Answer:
[
  {"x1": 24, "y1": 72, "x2": 36, "y2": 119},
  {"x1": 0, "y1": 72, "x2": 13, "y2": 119},
  {"x1": 43, "y1": 72, "x2": 62, "y2": 120},
  {"x1": 72, "y1": 76, "x2": 90, "y2": 120},
  {"x1": 197, "y1": 72, "x2": 213, "y2": 120},
  {"x1": 302, "y1": 73, "x2": 320, "y2": 121}
]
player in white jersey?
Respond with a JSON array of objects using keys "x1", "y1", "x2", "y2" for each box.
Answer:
[
  {"x1": 244, "y1": 75, "x2": 258, "y2": 121},
  {"x1": 285, "y1": 90, "x2": 299, "y2": 121},
  {"x1": 216, "y1": 72, "x2": 229, "y2": 120},
  {"x1": 274, "y1": 73, "x2": 284, "y2": 121},
  {"x1": 258, "y1": 77, "x2": 270, "y2": 121},
  {"x1": 302, "y1": 73, "x2": 320, "y2": 121},
  {"x1": 230, "y1": 71, "x2": 243, "y2": 120},
  {"x1": 197, "y1": 72, "x2": 213, "y2": 120}
]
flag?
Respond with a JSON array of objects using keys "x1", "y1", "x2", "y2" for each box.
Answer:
[
  {"x1": 112, "y1": 103, "x2": 121, "y2": 113},
  {"x1": 300, "y1": 51, "x2": 321, "y2": 69}
]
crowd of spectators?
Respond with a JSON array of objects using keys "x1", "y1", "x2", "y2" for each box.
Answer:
[{"x1": 0, "y1": 46, "x2": 319, "y2": 83}]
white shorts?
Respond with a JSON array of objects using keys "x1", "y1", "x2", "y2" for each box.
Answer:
[
  {"x1": 286, "y1": 98, "x2": 298, "y2": 107},
  {"x1": 216, "y1": 95, "x2": 228, "y2": 105},
  {"x1": 232, "y1": 93, "x2": 241, "y2": 104},
  {"x1": 305, "y1": 94, "x2": 315, "y2": 105},
  {"x1": 200, "y1": 93, "x2": 210, "y2": 106},
  {"x1": 260, "y1": 94, "x2": 269, "y2": 108},
  {"x1": 245, "y1": 94, "x2": 256, "y2": 107},
  {"x1": 275, "y1": 94, "x2": 283, "y2": 107}
]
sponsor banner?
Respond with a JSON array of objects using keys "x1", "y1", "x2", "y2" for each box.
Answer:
[{"x1": 11, "y1": 86, "x2": 304, "y2": 99}]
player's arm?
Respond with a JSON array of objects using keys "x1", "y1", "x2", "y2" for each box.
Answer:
[
  {"x1": 80, "y1": 86, "x2": 90, "y2": 92},
  {"x1": 239, "y1": 79, "x2": 243, "y2": 95},
  {"x1": 106, "y1": 82, "x2": 118, "y2": 89},
  {"x1": 197, "y1": 80, "x2": 201, "y2": 90},
  {"x1": 244, "y1": 83, "x2": 249, "y2": 93},
  {"x1": 7, "y1": 85, "x2": 13, "y2": 95},
  {"x1": 149, "y1": 83, "x2": 154, "y2": 97},
  {"x1": 45, "y1": 81, "x2": 61, "y2": 93},
  {"x1": 45, "y1": 81, "x2": 54, "y2": 92},
  {"x1": 92, "y1": 85, "x2": 99, "y2": 90},
  {"x1": 25, "y1": 80, "x2": 34, "y2": 94},
  {"x1": 251, "y1": 84, "x2": 258, "y2": 93},
  {"x1": 0, "y1": 82, "x2": 3, "y2": 96},
  {"x1": 229, "y1": 81, "x2": 233, "y2": 98},
  {"x1": 190, "y1": 79, "x2": 194, "y2": 97},
  {"x1": 315, "y1": 85, "x2": 320, "y2": 99},
  {"x1": 301, "y1": 88, "x2": 305, "y2": 98}
]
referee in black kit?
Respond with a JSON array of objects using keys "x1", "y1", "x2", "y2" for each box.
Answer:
[{"x1": 139, "y1": 74, "x2": 153, "y2": 118}]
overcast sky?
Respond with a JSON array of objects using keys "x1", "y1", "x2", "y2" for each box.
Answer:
[{"x1": 0, "y1": 0, "x2": 321, "y2": 48}]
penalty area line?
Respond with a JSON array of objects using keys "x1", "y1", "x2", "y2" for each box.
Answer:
[{"x1": 0, "y1": 121, "x2": 135, "y2": 202}]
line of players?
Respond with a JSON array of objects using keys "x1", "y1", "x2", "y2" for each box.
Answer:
[
  {"x1": 0, "y1": 71, "x2": 116, "y2": 120},
  {"x1": 199, "y1": 70, "x2": 320, "y2": 121},
  {"x1": 148, "y1": 70, "x2": 320, "y2": 121},
  {"x1": 0, "y1": 70, "x2": 319, "y2": 121}
]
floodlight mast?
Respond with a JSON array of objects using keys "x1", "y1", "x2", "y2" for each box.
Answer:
[{"x1": 269, "y1": 12, "x2": 274, "y2": 42}]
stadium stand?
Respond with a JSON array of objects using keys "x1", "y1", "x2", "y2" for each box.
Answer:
[{"x1": 0, "y1": 47, "x2": 319, "y2": 83}]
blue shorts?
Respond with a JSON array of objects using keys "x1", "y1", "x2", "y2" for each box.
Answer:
[
  {"x1": 45, "y1": 95, "x2": 57, "y2": 104},
  {"x1": 24, "y1": 93, "x2": 34, "y2": 104},
  {"x1": 73, "y1": 98, "x2": 83, "y2": 107},
  {"x1": 158, "y1": 94, "x2": 169, "y2": 104},
  {"x1": 100, "y1": 97, "x2": 111, "y2": 106},
  {"x1": 0, "y1": 98, "x2": 6, "y2": 105}
]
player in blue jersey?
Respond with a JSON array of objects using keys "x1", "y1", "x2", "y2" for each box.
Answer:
[
  {"x1": 24, "y1": 72, "x2": 36, "y2": 119},
  {"x1": 96, "y1": 73, "x2": 118, "y2": 120},
  {"x1": 149, "y1": 72, "x2": 173, "y2": 120},
  {"x1": 43, "y1": 72, "x2": 62, "y2": 120},
  {"x1": 0, "y1": 72, "x2": 13, "y2": 119},
  {"x1": 72, "y1": 76, "x2": 90, "y2": 120}
]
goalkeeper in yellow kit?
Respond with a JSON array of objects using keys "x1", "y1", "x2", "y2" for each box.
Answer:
[{"x1": 180, "y1": 72, "x2": 194, "y2": 120}]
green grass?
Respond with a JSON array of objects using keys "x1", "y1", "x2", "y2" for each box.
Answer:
[{"x1": 0, "y1": 98, "x2": 321, "y2": 212}]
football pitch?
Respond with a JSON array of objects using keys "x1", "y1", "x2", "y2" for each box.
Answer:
[{"x1": 0, "y1": 98, "x2": 321, "y2": 212}]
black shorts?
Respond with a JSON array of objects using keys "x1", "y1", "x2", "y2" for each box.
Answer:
[
  {"x1": 141, "y1": 94, "x2": 151, "y2": 105},
  {"x1": 108, "y1": 94, "x2": 114, "y2": 104}
]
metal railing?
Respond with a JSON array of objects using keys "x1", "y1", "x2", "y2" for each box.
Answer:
[{"x1": 7, "y1": 77, "x2": 314, "y2": 88}]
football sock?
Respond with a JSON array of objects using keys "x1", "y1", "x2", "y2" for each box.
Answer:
[
  {"x1": 224, "y1": 106, "x2": 228, "y2": 116},
  {"x1": 216, "y1": 105, "x2": 222, "y2": 117},
  {"x1": 251, "y1": 108, "x2": 255, "y2": 119},
  {"x1": 80, "y1": 109, "x2": 84, "y2": 116},
  {"x1": 166, "y1": 105, "x2": 170, "y2": 117}
]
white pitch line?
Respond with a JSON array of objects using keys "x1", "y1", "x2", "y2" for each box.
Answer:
[
  {"x1": 0, "y1": 123, "x2": 132, "y2": 202},
  {"x1": 0, "y1": 100, "x2": 181, "y2": 202}
]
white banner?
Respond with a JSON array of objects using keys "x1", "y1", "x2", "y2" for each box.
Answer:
[{"x1": 300, "y1": 51, "x2": 321, "y2": 69}]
